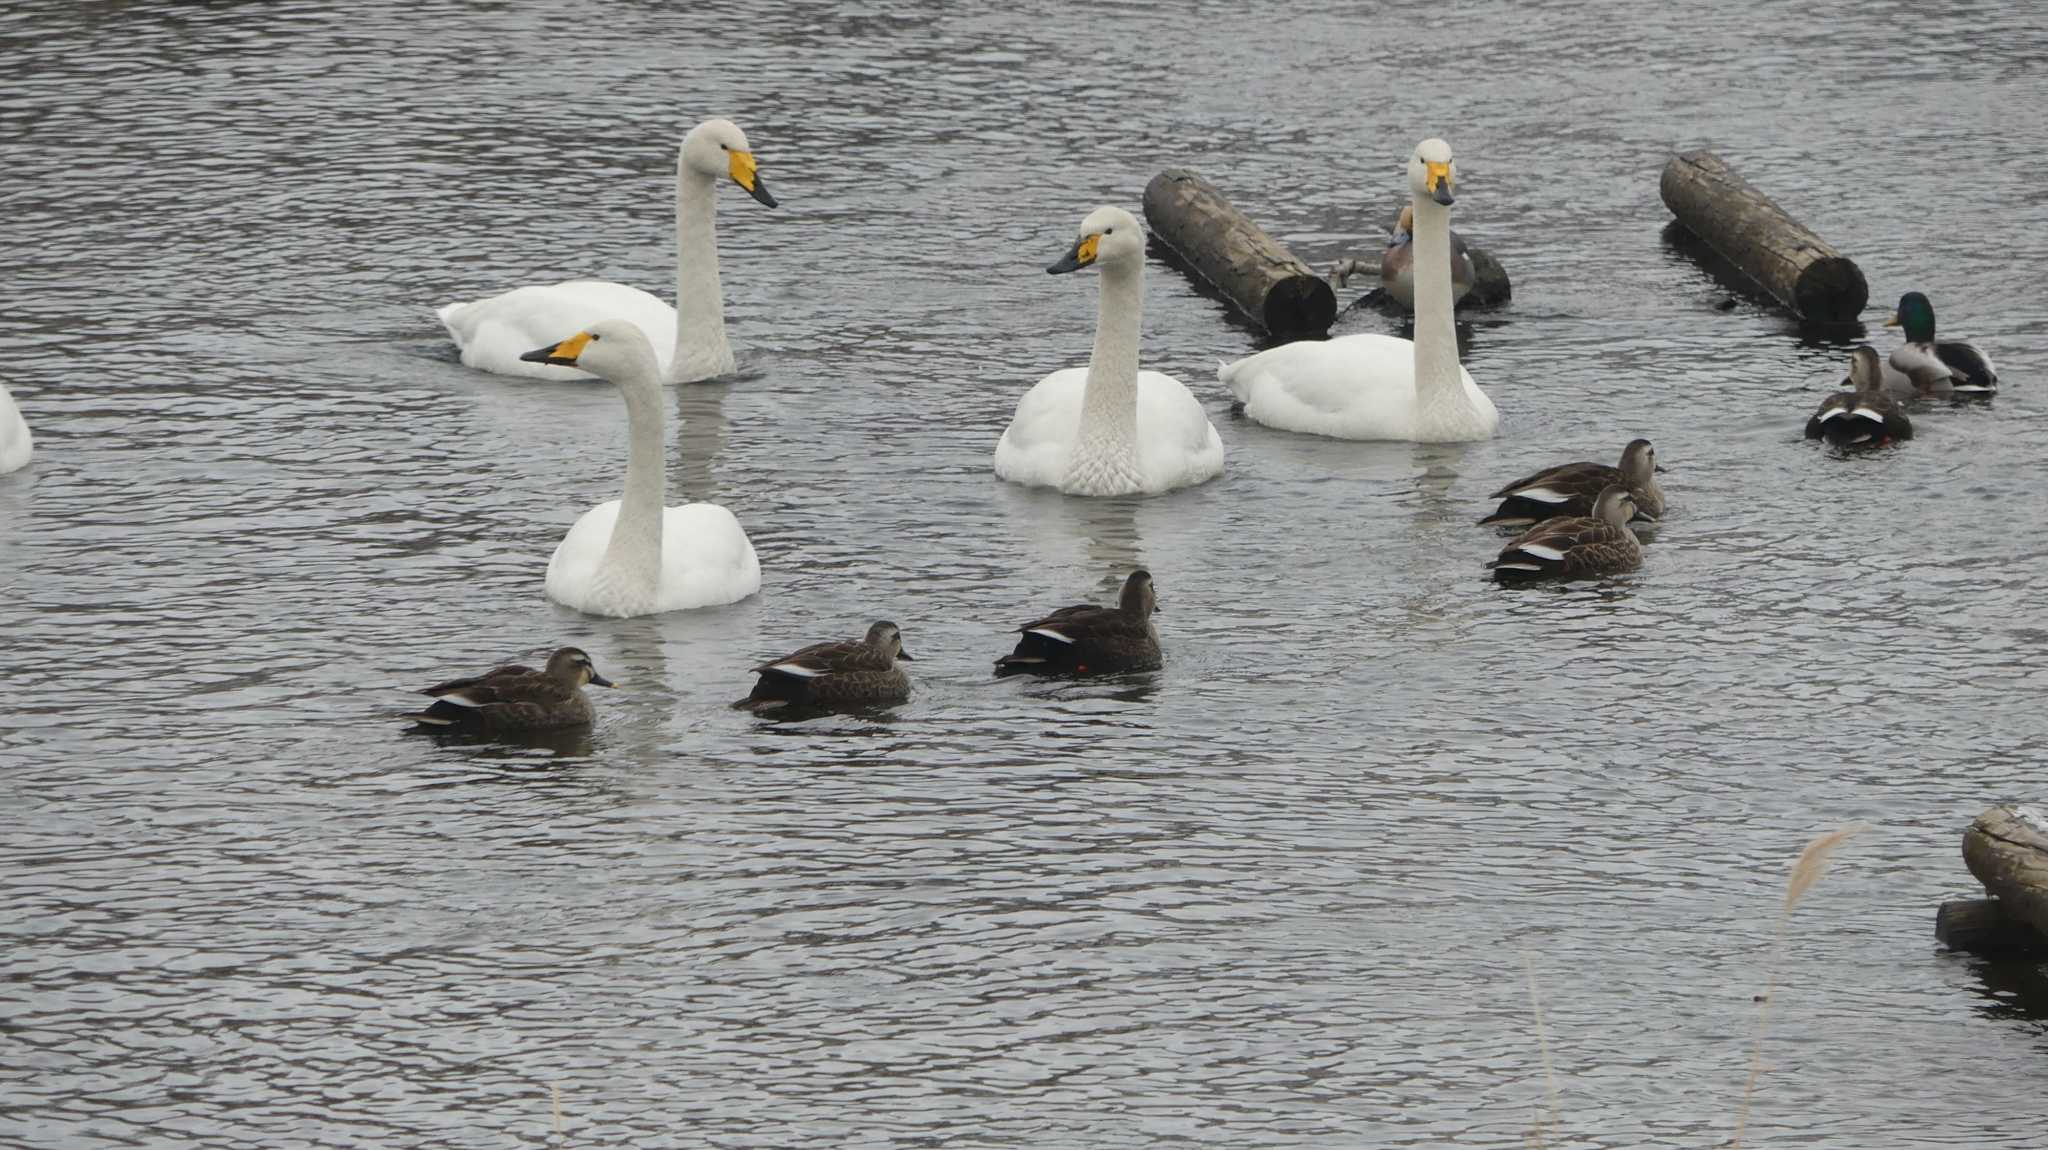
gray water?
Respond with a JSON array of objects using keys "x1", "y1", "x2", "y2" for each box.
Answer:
[{"x1": 5, "y1": 1, "x2": 2048, "y2": 1146}]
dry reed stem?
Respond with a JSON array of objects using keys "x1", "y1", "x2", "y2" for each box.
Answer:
[
  {"x1": 551, "y1": 1082, "x2": 563, "y2": 1134},
  {"x1": 1522, "y1": 950, "x2": 1559, "y2": 1148},
  {"x1": 1729, "y1": 824, "x2": 1867, "y2": 1149}
]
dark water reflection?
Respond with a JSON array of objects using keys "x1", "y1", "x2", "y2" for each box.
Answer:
[{"x1": 4, "y1": 0, "x2": 2048, "y2": 1146}]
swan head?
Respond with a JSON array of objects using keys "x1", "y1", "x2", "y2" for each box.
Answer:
[
  {"x1": 519, "y1": 318, "x2": 662, "y2": 381},
  {"x1": 1847, "y1": 345, "x2": 1886, "y2": 390},
  {"x1": 1886, "y1": 291, "x2": 1936, "y2": 341},
  {"x1": 547, "y1": 647, "x2": 616, "y2": 689},
  {"x1": 1407, "y1": 138, "x2": 1457, "y2": 207},
  {"x1": 682, "y1": 117, "x2": 778, "y2": 208},
  {"x1": 1118, "y1": 569, "x2": 1158, "y2": 617},
  {"x1": 1048, "y1": 206, "x2": 1144, "y2": 275},
  {"x1": 865, "y1": 620, "x2": 913, "y2": 662}
]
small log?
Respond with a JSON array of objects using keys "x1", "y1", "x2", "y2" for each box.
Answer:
[
  {"x1": 1658, "y1": 149, "x2": 1867, "y2": 323},
  {"x1": 1143, "y1": 169, "x2": 1336, "y2": 337},
  {"x1": 1465, "y1": 247, "x2": 1512, "y2": 307},
  {"x1": 1962, "y1": 803, "x2": 2048, "y2": 938},
  {"x1": 1935, "y1": 897, "x2": 2048, "y2": 957}
]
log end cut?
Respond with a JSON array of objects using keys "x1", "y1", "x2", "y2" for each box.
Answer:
[
  {"x1": 1793, "y1": 256, "x2": 1870, "y2": 325},
  {"x1": 1262, "y1": 274, "x2": 1337, "y2": 337}
]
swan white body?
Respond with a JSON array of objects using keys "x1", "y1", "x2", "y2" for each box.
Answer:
[
  {"x1": 1220, "y1": 139, "x2": 1498, "y2": 443},
  {"x1": 437, "y1": 118, "x2": 776, "y2": 384},
  {"x1": 995, "y1": 206, "x2": 1224, "y2": 496},
  {"x1": 525, "y1": 320, "x2": 760, "y2": 617},
  {"x1": 0, "y1": 385, "x2": 29, "y2": 474}
]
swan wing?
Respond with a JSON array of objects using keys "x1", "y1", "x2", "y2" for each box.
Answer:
[
  {"x1": 0, "y1": 384, "x2": 29, "y2": 475},
  {"x1": 1134, "y1": 371, "x2": 1224, "y2": 492},
  {"x1": 993, "y1": 367, "x2": 1086, "y2": 488},
  {"x1": 438, "y1": 280, "x2": 678, "y2": 381},
  {"x1": 1220, "y1": 334, "x2": 1421, "y2": 440},
  {"x1": 656, "y1": 502, "x2": 761, "y2": 610}
]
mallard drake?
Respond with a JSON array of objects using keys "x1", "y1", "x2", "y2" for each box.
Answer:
[
  {"x1": 1480, "y1": 438, "x2": 1663, "y2": 526},
  {"x1": 1489, "y1": 487, "x2": 1643, "y2": 583},
  {"x1": 1380, "y1": 204, "x2": 1476, "y2": 310},
  {"x1": 733, "y1": 621, "x2": 914, "y2": 712},
  {"x1": 1884, "y1": 291, "x2": 1997, "y2": 396},
  {"x1": 995, "y1": 570, "x2": 1161, "y2": 676},
  {"x1": 1806, "y1": 346, "x2": 1913, "y2": 447},
  {"x1": 407, "y1": 647, "x2": 614, "y2": 732}
]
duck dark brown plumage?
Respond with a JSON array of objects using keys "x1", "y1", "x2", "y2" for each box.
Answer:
[
  {"x1": 1806, "y1": 346, "x2": 1913, "y2": 447},
  {"x1": 1481, "y1": 438, "x2": 1664, "y2": 526},
  {"x1": 1489, "y1": 487, "x2": 1644, "y2": 583},
  {"x1": 734, "y1": 621, "x2": 914, "y2": 712},
  {"x1": 995, "y1": 570, "x2": 1162, "y2": 676},
  {"x1": 407, "y1": 646, "x2": 614, "y2": 732}
]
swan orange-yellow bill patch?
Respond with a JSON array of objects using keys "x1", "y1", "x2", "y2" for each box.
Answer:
[
  {"x1": 728, "y1": 150, "x2": 759, "y2": 192},
  {"x1": 1076, "y1": 234, "x2": 1099, "y2": 265}
]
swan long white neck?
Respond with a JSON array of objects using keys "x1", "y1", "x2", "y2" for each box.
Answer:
[
  {"x1": 601, "y1": 362, "x2": 667, "y2": 603},
  {"x1": 1064, "y1": 259, "x2": 1145, "y2": 494},
  {"x1": 1409, "y1": 195, "x2": 1463, "y2": 412},
  {"x1": 672, "y1": 163, "x2": 735, "y2": 382}
]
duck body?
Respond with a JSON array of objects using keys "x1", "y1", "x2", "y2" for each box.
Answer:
[
  {"x1": 0, "y1": 384, "x2": 29, "y2": 474},
  {"x1": 735, "y1": 621, "x2": 914, "y2": 712},
  {"x1": 408, "y1": 647, "x2": 613, "y2": 733},
  {"x1": 522, "y1": 321, "x2": 760, "y2": 618},
  {"x1": 1884, "y1": 291, "x2": 1997, "y2": 396},
  {"x1": 995, "y1": 570, "x2": 1162, "y2": 676},
  {"x1": 1490, "y1": 487, "x2": 1643, "y2": 583},
  {"x1": 1380, "y1": 205, "x2": 1475, "y2": 310},
  {"x1": 1221, "y1": 139, "x2": 1497, "y2": 443},
  {"x1": 1807, "y1": 346, "x2": 1912, "y2": 447},
  {"x1": 436, "y1": 118, "x2": 777, "y2": 384},
  {"x1": 1482, "y1": 439, "x2": 1663, "y2": 526},
  {"x1": 995, "y1": 206, "x2": 1224, "y2": 497}
]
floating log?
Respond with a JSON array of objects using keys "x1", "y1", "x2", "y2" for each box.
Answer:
[
  {"x1": 1658, "y1": 149, "x2": 1868, "y2": 324},
  {"x1": 1143, "y1": 169, "x2": 1336, "y2": 337},
  {"x1": 1935, "y1": 897, "x2": 2048, "y2": 958},
  {"x1": 1962, "y1": 803, "x2": 2048, "y2": 938}
]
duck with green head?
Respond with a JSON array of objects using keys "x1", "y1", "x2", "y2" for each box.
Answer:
[{"x1": 1884, "y1": 291, "x2": 1998, "y2": 396}]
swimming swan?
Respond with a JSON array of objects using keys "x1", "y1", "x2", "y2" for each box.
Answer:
[
  {"x1": 994, "y1": 206, "x2": 1224, "y2": 496},
  {"x1": 520, "y1": 319, "x2": 760, "y2": 616},
  {"x1": 0, "y1": 385, "x2": 29, "y2": 474},
  {"x1": 439, "y1": 118, "x2": 777, "y2": 383},
  {"x1": 1219, "y1": 139, "x2": 1498, "y2": 443}
]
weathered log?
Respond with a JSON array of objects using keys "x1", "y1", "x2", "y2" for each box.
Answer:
[
  {"x1": 1935, "y1": 897, "x2": 2048, "y2": 957},
  {"x1": 1658, "y1": 149, "x2": 1867, "y2": 323},
  {"x1": 1963, "y1": 803, "x2": 2048, "y2": 938},
  {"x1": 1465, "y1": 247, "x2": 1512, "y2": 307},
  {"x1": 1143, "y1": 169, "x2": 1336, "y2": 337}
]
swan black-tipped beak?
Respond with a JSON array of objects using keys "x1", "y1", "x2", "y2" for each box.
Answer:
[
  {"x1": 520, "y1": 330, "x2": 592, "y2": 366},
  {"x1": 589, "y1": 671, "x2": 616, "y2": 688},
  {"x1": 746, "y1": 175, "x2": 778, "y2": 209},
  {"x1": 1432, "y1": 182, "x2": 1455, "y2": 206},
  {"x1": 1048, "y1": 233, "x2": 1099, "y2": 275}
]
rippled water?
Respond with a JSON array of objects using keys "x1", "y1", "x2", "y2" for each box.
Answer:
[{"x1": 5, "y1": 1, "x2": 2048, "y2": 1145}]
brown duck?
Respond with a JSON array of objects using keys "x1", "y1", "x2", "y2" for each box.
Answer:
[
  {"x1": 407, "y1": 647, "x2": 614, "y2": 732},
  {"x1": 995, "y1": 569, "x2": 1161, "y2": 676},
  {"x1": 1806, "y1": 346, "x2": 1913, "y2": 447},
  {"x1": 1489, "y1": 486, "x2": 1643, "y2": 583},
  {"x1": 1481, "y1": 438, "x2": 1663, "y2": 526},
  {"x1": 734, "y1": 621, "x2": 914, "y2": 712}
]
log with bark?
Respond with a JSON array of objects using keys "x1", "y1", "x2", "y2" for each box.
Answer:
[
  {"x1": 1659, "y1": 149, "x2": 1868, "y2": 324},
  {"x1": 1142, "y1": 169, "x2": 1336, "y2": 337}
]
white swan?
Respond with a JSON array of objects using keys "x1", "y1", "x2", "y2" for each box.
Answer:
[
  {"x1": 520, "y1": 319, "x2": 760, "y2": 617},
  {"x1": 438, "y1": 118, "x2": 777, "y2": 384},
  {"x1": 995, "y1": 206, "x2": 1224, "y2": 496},
  {"x1": 1219, "y1": 139, "x2": 1498, "y2": 443},
  {"x1": 0, "y1": 385, "x2": 29, "y2": 474}
]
